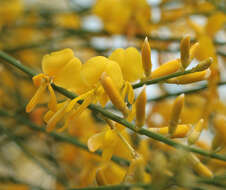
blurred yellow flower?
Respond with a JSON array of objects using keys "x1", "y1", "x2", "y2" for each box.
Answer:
[{"x1": 93, "y1": 0, "x2": 151, "y2": 34}]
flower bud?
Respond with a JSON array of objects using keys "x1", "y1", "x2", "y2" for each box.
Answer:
[
  {"x1": 100, "y1": 72, "x2": 129, "y2": 117},
  {"x1": 188, "y1": 119, "x2": 204, "y2": 145},
  {"x1": 149, "y1": 124, "x2": 190, "y2": 138},
  {"x1": 188, "y1": 153, "x2": 213, "y2": 178},
  {"x1": 167, "y1": 69, "x2": 211, "y2": 84},
  {"x1": 151, "y1": 59, "x2": 181, "y2": 79},
  {"x1": 169, "y1": 94, "x2": 184, "y2": 135},
  {"x1": 141, "y1": 37, "x2": 152, "y2": 77},
  {"x1": 180, "y1": 36, "x2": 190, "y2": 69},
  {"x1": 191, "y1": 57, "x2": 213, "y2": 72},
  {"x1": 136, "y1": 87, "x2": 146, "y2": 128}
]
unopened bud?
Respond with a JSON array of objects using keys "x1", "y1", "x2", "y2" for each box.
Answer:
[
  {"x1": 180, "y1": 36, "x2": 190, "y2": 69},
  {"x1": 188, "y1": 153, "x2": 213, "y2": 178},
  {"x1": 149, "y1": 124, "x2": 190, "y2": 138},
  {"x1": 167, "y1": 69, "x2": 211, "y2": 84},
  {"x1": 141, "y1": 37, "x2": 152, "y2": 77},
  {"x1": 192, "y1": 57, "x2": 213, "y2": 72},
  {"x1": 135, "y1": 87, "x2": 146, "y2": 128},
  {"x1": 188, "y1": 119, "x2": 204, "y2": 145},
  {"x1": 169, "y1": 94, "x2": 184, "y2": 135},
  {"x1": 151, "y1": 59, "x2": 181, "y2": 79},
  {"x1": 100, "y1": 72, "x2": 129, "y2": 117}
]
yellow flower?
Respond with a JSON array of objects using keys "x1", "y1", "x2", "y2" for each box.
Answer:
[
  {"x1": 26, "y1": 48, "x2": 83, "y2": 113},
  {"x1": 109, "y1": 47, "x2": 144, "y2": 104},
  {"x1": 93, "y1": 0, "x2": 151, "y2": 34},
  {"x1": 66, "y1": 56, "x2": 125, "y2": 114},
  {"x1": 109, "y1": 47, "x2": 144, "y2": 82},
  {"x1": 88, "y1": 127, "x2": 119, "y2": 161},
  {"x1": 38, "y1": 51, "x2": 126, "y2": 132}
]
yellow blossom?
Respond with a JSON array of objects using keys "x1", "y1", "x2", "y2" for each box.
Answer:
[
  {"x1": 26, "y1": 49, "x2": 83, "y2": 113},
  {"x1": 93, "y1": 0, "x2": 151, "y2": 34},
  {"x1": 109, "y1": 47, "x2": 144, "y2": 82},
  {"x1": 88, "y1": 127, "x2": 119, "y2": 161}
]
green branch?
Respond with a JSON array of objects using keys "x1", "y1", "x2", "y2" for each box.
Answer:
[
  {"x1": 132, "y1": 69, "x2": 194, "y2": 89},
  {"x1": 68, "y1": 184, "x2": 152, "y2": 190},
  {"x1": 1, "y1": 51, "x2": 226, "y2": 162}
]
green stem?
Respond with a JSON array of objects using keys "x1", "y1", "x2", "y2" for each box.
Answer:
[
  {"x1": 132, "y1": 69, "x2": 193, "y2": 89},
  {"x1": 67, "y1": 183, "x2": 152, "y2": 190},
  {"x1": 1, "y1": 51, "x2": 226, "y2": 162}
]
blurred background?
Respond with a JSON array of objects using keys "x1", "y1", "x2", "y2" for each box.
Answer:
[{"x1": 0, "y1": 0, "x2": 225, "y2": 189}]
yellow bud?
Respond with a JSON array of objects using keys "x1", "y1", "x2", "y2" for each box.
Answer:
[
  {"x1": 191, "y1": 57, "x2": 213, "y2": 72},
  {"x1": 188, "y1": 119, "x2": 204, "y2": 145},
  {"x1": 180, "y1": 36, "x2": 190, "y2": 69},
  {"x1": 151, "y1": 59, "x2": 181, "y2": 79},
  {"x1": 167, "y1": 69, "x2": 211, "y2": 84},
  {"x1": 189, "y1": 153, "x2": 213, "y2": 178},
  {"x1": 96, "y1": 168, "x2": 108, "y2": 186},
  {"x1": 100, "y1": 72, "x2": 128, "y2": 117},
  {"x1": 149, "y1": 124, "x2": 190, "y2": 138},
  {"x1": 169, "y1": 94, "x2": 184, "y2": 135},
  {"x1": 141, "y1": 37, "x2": 152, "y2": 77},
  {"x1": 135, "y1": 87, "x2": 146, "y2": 128},
  {"x1": 189, "y1": 42, "x2": 200, "y2": 60}
]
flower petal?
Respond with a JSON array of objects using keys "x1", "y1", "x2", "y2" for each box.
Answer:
[{"x1": 88, "y1": 131, "x2": 105, "y2": 152}]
